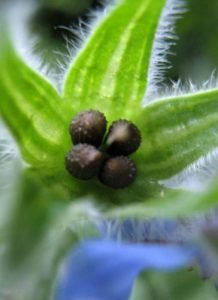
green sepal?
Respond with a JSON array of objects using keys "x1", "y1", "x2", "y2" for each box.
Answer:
[
  {"x1": 107, "y1": 179, "x2": 218, "y2": 219},
  {"x1": 63, "y1": 0, "x2": 166, "y2": 122},
  {"x1": 135, "y1": 90, "x2": 218, "y2": 179},
  {"x1": 0, "y1": 39, "x2": 70, "y2": 170}
]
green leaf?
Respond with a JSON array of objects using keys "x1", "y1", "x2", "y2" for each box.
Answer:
[
  {"x1": 107, "y1": 179, "x2": 218, "y2": 219},
  {"x1": 5, "y1": 170, "x2": 57, "y2": 264},
  {"x1": 0, "y1": 40, "x2": 70, "y2": 170},
  {"x1": 131, "y1": 269, "x2": 217, "y2": 300},
  {"x1": 0, "y1": 170, "x2": 99, "y2": 300},
  {"x1": 63, "y1": 0, "x2": 166, "y2": 122},
  {"x1": 134, "y1": 89, "x2": 218, "y2": 180}
]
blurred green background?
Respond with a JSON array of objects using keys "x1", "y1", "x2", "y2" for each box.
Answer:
[
  {"x1": 25, "y1": 0, "x2": 218, "y2": 86},
  {"x1": 167, "y1": 0, "x2": 218, "y2": 84},
  {"x1": 29, "y1": 0, "x2": 106, "y2": 70}
]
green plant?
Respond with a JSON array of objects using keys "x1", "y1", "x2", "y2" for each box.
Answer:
[{"x1": 1, "y1": 0, "x2": 218, "y2": 299}]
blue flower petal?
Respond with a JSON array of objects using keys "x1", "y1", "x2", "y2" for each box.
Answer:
[{"x1": 56, "y1": 240, "x2": 198, "y2": 300}]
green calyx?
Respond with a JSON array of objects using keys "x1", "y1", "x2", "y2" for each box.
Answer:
[{"x1": 1, "y1": 0, "x2": 218, "y2": 207}]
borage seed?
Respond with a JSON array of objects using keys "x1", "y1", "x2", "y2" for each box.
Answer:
[
  {"x1": 105, "y1": 119, "x2": 141, "y2": 155},
  {"x1": 70, "y1": 110, "x2": 107, "y2": 147},
  {"x1": 65, "y1": 144, "x2": 103, "y2": 180},
  {"x1": 99, "y1": 156, "x2": 137, "y2": 189}
]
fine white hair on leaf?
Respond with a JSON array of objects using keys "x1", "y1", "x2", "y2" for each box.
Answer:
[
  {"x1": 150, "y1": 70, "x2": 218, "y2": 102},
  {"x1": 52, "y1": 18, "x2": 92, "y2": 89},
  {"x1": 145, "y1": 0, "x2": 186, "y2": 102},
  {"x1": 59, "y1": 0, "x2": 118, "y2": 90},
  {"x1": 146, "y1": 70, "x2": 218, "y2": 191},
  {"x1": 3, "y1": 0, "x2": 117, "y2": 90},
  {"x1": 100, "y1": 219, "x2": 179, "y2": 242},
  {"x1": 47, "y1": 199, "x2": 108, "y2": 242},
  {"x1": 99, "y1": 214, "x2": 218, "y2": 243},
  {"x1": 161, "y1": 147, "x2": 218, "y2": 191}
]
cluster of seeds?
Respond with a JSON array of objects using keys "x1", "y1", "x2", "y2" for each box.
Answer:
[{"x1": 65, "y1": 110, "x2": 141, "y2": 189}]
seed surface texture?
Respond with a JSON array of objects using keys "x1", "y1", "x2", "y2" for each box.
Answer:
[
  {"x1": 70, "y1": 110, "x2": 107, "y2": 147},
  {"x1": 65, "y1": 144, "x2": 103, "y2": 180},
  {"x1": 105, "y1": 119, "x2": 141, "y2": 155},
  {"x1": 99, "y1": 156, "x2": 137, "y2": 189}
]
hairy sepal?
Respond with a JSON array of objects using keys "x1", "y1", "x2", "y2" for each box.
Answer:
[
  {"x1": 107, "y1": 179, "x2": 218, "y2": 219},
  {"x1": 63, "y1": 0, "x2": 166, "y2": 122},
  {"x1": 0, "y1": 39, "x2": 71, "y2": 171},
  {"x1": 135, "y1": 89, "x2": 218, "y2": 180}
]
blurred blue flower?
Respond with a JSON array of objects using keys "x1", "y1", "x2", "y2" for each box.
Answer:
[
  {"x1": 56, "y1": 240, "x2": 200, "y2": 300},
  {"x1": 56, "y1": 217, "x2": 218, "y2": 300}
]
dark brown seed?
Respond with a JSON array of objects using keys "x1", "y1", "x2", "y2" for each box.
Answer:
[
  {"x1": 69, "y1": 110, "x2": 107, "y2": 147},
  {"x1": 99, "y1": 156, "x2": 137, "y2": 189},
  {"x1": 65, "y1": 144, "x2": 103, "y2": 180},
  {"x1": 105, "y1": 119, "x2": 141, "y2": 155}
]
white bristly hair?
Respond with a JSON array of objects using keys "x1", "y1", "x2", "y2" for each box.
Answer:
[
  {"x1": 156, "y1": 77, "x2": 218, "y2": 191},
  {"x1": 99, "y1": 213, "x2": 218, "y2": 243},
  {"x1": 58, "y1": 0, "x2": 117, "y2": 90},
  {"x1": 142, "y1": 0, "x2": 218, "y2": 190},
  {"x1": 4, "y1": 0, "x2": 117, "y2": 90},
  {"x1": 148, "y1": 70, "x2": 218, "y2": 101},
  {"x1": 161, "y1": 147, "x2": 218, "y2": 191},
  {"x1": 145, "y1": 0, "x2": 186, "y2": 102}
]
